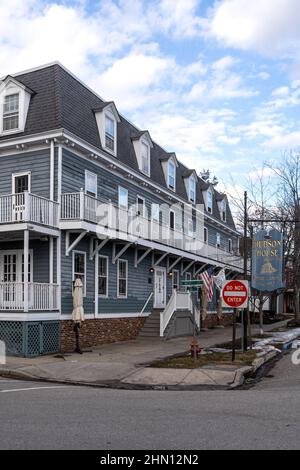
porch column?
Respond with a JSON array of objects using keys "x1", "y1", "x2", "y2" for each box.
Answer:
[
  {"x1": 24, "y1": 229, "x2": 29, "y2": 312},
  {"x1": 49, "y1": 237, "x2": 54, "y2": 284},
  {"x1": 56, "y1": 235, "x2": 61, "y2": 314},
  {"x1": 49, "y1": 236, "x2": 54, "y2": 310},
  {"x1": 94, "y1": 252, "x2": 98, "y2": 318}
]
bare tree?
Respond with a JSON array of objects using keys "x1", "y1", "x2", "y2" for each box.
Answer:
[
  {"x1": 224, "y1": 165, "x2": 279, "y2": 334},
  {"x1": 266, "y1": 151, "x2": 300, "y2": 325}
]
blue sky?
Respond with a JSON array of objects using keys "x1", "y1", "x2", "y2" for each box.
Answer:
[{"x1": 1, "y1": 0, "x2": 300, "y2": 193}]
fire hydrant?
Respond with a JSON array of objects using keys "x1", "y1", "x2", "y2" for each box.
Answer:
[{"x1": 190, "y1": 339, "x2": 201, "y2": 358}]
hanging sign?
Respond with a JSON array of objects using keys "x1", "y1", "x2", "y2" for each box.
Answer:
[{"x1": 251, "y1": 228, "x2": 285, "y2": 292}]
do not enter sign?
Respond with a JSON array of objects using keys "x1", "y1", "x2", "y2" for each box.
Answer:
[{"x1": 222, "y1": 280, "x2": 249, "y2": 309}]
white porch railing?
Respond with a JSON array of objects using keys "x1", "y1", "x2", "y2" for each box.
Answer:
[
  {"x1": 160, "y1": 289, "x2": 194, "y2": 337},
  {"x1": 0, "y1": 282, "x2": 59, "y2": 311},
  {"x1": 61, "y1": 192, "x2": 243, "y2": 269},
  {"x1": 0, "y1": 192, "x2": 59, "y2": 227}
]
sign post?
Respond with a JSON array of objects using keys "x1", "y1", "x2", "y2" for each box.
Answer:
[
  {"x1": 222, "y1": 280, "x2": 249, "y2": 362},
  {"x1": 181, "y1": 280, "x2": 203, "y2": 362}
]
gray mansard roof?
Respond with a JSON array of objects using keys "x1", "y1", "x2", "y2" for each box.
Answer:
[{"x1": 0, "y1": 62, "x2": 236, "y2": 230}]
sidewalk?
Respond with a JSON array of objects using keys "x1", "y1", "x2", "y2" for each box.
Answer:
[{"x1": 0, "y1": 321, "x2": 288, "y2": 389}]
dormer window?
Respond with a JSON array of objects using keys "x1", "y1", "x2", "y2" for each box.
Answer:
[
  {"x1": 0, "y1": 76, "x2": 33, "y2": 135},
  {"x1": 189, "y1": 176, "x2": 196, "y2": 203},
  {"x1": 93, "y1": 102, "x2": 120, "y2": 157},
  {"x1": 207, "y1": 189, "x2": 213, "y2": 214},
  {"x1": 168, "y1": 160, "x2": 176, "y2": 190},
  {"x1": 3, "y1": 94, "x2": 19, "y2": 131},
  {"x1": 220, "y1": 199, "x2": 226, "y2": 222},
  {"x1": 105, "y1": 114, "x2": 115, "y2": 151},
  {"x1": 141, "y1": 142, "x2": 150, "y2": 176},
  {"x1": 132, "y1": 130, "x2": 153, "y2": 177}
]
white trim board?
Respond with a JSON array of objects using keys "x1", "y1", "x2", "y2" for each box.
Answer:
[{"x1": 60, "y1": 312, "x2": 151, "y2": 320}]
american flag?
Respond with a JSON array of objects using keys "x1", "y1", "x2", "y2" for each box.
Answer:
[{"x1": 200, "y1": 267, "x2": 214, "y2": 301}]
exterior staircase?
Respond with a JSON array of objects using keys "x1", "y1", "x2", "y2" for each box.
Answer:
[{"x1": 138, "y1": 309, "x2": 162, "y2": 338}]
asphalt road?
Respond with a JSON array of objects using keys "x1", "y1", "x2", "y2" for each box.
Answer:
[{"x1": 0, "y1": 352, "x2": 299, "y2": 450}]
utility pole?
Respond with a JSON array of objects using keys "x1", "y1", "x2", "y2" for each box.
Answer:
[{"x1": 243, "y1": 191, "x2": 248, "y2": 351}]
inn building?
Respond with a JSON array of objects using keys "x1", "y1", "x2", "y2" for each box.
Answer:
[{"x1": 0, "y1": 62, "x2": 243, "y2": 356}]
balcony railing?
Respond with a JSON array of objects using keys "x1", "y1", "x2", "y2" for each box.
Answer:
[
  {"x1": 0, "y1": 282, "x2": 59, "y2": 311},
  {"x1": 61, "y1": 192, "x2": 243, "y2": 269},
  {"x1": 0, "y1": 192, "x2": 59, "y2": 227}
]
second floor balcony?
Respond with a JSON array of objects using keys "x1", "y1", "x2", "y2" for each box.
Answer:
[
  {"x1": 60, "y1": 191, "x2": 243, "y2": 269},
  {"x1": 0, "y1": 192, "x2": 59, "y2": 229}
]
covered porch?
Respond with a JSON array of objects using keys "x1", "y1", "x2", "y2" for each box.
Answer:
[{"x1": 0, "y1": 225, "x2": 60, "y2": 314}]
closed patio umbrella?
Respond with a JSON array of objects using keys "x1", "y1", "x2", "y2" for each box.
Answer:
[
  {"x1": 72, "y1": 278, "x2": 85, "y2": 323},
  {"x1": 72, "y1": 278, "x2": 84, "y2": 353}
]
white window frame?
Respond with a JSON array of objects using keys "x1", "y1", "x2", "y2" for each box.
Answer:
[
  {"x1": 188, "y1": 217, "x2": 194, "y2": 237},
  {"x1": 104, "y1": 112, "x2": 116, "y2": 154},
  {"x1": 189, "y1": 176, "x2": 196, "y2": 203},
  {"x1": 207, "y1": 190, "x2": 213, "y2": 214},
  {"x1": 216, "y1": 233, "x2": 221, "y2": 249},
  {"x1": 136, "y1": 195, "x2": 146, "y2": 217},
  {"x1": 2, "y1": 93, "x2": 19, "y2": 133},
  {"x1": 228, "y1": 239, "x2": 232, "y2": 253},
  {"x1": 117, "y1": 259, "x2": 128, "y2": 299},
  {"x1": 72, "y1": 250, "x2": 86, "y2": 297},
  {"x1": 118, "y1": 186, "x2": 128, "y2": 210},
  {"x1": 12, "y1": 171, "x2": 31, "y2": 194},
  {"x1": 168, "y1": 160, "x2": 176, "y2": 191},
  {"x1": 98, "y1": 255, "x2": 109, "y2": 298},
  {"x1": 185, "y1": 272, "x2": 192, "y2": 292},
  {"x1": 172, "y1": 269, "x2": 179, "y2": 290},
  {"x1": 85, "y1": 170, "x2": 97, "y2": 198},
  {"x1": 220, "y1": 200, "x2": 226, "y2": 222},
  {"x1": 141, "y1": 141, "x2": 150, "y2": 177}
]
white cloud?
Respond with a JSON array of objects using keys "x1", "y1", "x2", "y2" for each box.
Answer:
[
  {"x1": 93, "y1": 53, "x2": 174, "y2": 110},
  {"x1": 208, "y1": 0, "x2": 300, "y2": 58},
  {"x1": 258, "y1": 71, "x2": 270, "y2": 80},
  {"x1": 212, "y1": 55, "x2": 237, "y2": 71},
  {"x1": 147, "y1": 0, "x2": 205, "y2": 39},
  {"x1": 265, "y1": 131, "x2": 300, "y2": 149},
  {"x1": 272, "y1": 86, "x2": 290, "y2": 97}
]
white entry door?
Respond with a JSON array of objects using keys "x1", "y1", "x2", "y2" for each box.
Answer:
[{"x1": 154, "y1": 267, "x2": 166, "y2": 309}]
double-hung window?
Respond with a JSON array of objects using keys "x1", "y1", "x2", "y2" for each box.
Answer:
[
  {"x1": 216, "y1": 233, "x2": 221, "y2": 249},
  {"x1": 172, "y1": 270, "x2": 179, "y2": 290},
  {"x1": 141, "y1": 142, "x2": 150, "y2": 176},
  {"x1": 189, "y1": 176, "x2": 196, "y2": 203},
  {"x1": 72, "y1": 251, "x2": 86, "y2": 296},
  {"x1": 207, "y1": 190, "x2": 213, "y2": 214},
  {"x1": 85, "y1": 170, "x2": 97, "y2": 198},
  {"x1": 118, "y1": 187, "x2": 128, "y2": 211},
  {"x1": 228, "y1": 239, "x2": 232, "y2": 253},
  {"x1": 105, "y1": 115, "x2": 115, "y2": 151},
  {"x1": 168, "y1": 160, "x2": 175, "y2": 190},
  {"x1": 3, "y1": 94, "x2": 19, "y2": 131},
  {"x1": 117, "y1": 259, "x2": 128, "y2": 298},
  {"x1": 98, "y1": 256, "x2": 108, "y2": 297}
]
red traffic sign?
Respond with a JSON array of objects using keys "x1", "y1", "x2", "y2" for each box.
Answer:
[{"x1": 222, "y1": 280, "x2": 249, "y2": 309}]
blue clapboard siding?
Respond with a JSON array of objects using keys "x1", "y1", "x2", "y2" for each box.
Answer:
[
  {"x1": 0, "y1": 150, "x2": 50, "y2": 198},
  {"x1": 61, "y1": 149, "x2": 168, "y2": 211}
]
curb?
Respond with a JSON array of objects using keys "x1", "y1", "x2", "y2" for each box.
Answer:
[
  {"x1": 229, "y1": 366, "x2": 252, "y2": 389},
  {"x1": 0, "y1": 368, "x2": 229, "y2": 391}
]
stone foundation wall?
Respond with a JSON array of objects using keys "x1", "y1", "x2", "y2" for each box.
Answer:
[
  {"x1": 202, "y1": 314, "x2": 234, "y2": 329},
  {"x1": 60, "y1": 317, "x2": 146, "y2": 353}
]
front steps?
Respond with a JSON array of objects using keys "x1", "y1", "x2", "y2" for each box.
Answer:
[{"x1": 138, "y1": 309, "x2": 162, "y2": 338}]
